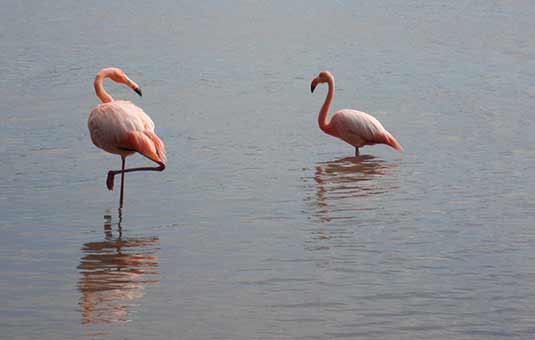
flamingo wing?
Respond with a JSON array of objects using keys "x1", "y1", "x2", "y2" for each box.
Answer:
[
  {"x1": 331, "y1": 109, "x2": 402, "y2": 151},
  {"x1": 119, "y1": 130, "x2": 167, "y2": 164}
]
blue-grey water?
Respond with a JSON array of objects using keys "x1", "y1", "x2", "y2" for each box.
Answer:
[{"x1": 2, "y1": 1, "x2": 535, "y2": 339}]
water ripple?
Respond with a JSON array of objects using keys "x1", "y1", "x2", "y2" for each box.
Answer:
[
  {"x1": 303, "y1": 155, "x2": 400, "y2": 223},
  {"x1": 77, "y1": 212, "x2": 159, "y2": 325}
]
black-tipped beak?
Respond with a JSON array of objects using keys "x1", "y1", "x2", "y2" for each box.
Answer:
[
  {"x1": 134, "y1": 87, "x2": 142, "y2": 96},
  {"x1": 310, "y1": 78, "x2": 319, "y2": 93}
]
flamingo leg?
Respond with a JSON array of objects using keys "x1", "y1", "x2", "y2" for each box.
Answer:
[
  {"x1": 355, "y1": 147, "x2": 360, "y2": 157},
  {"x1": 106, "y1": 161, "x2": 165, "y2": 192},
  {"x1": 119, "y1": 156, "x2": 125, "y2": 208}
]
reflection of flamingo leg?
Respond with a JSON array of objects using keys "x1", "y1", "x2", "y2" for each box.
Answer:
[
  {"x1": 311, "y1": 156, "x2": 401, "y2": 223},
  {"x1": 355, "y1": 147, "x2": 359, "y2": 156},
  {"x1": 78, "y1": 211, "x2": 160, "y2": 324}
]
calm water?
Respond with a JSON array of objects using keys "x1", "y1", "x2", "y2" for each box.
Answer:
[{"x1": 2, "y1": 1, "x2": 535, "y2": 339}]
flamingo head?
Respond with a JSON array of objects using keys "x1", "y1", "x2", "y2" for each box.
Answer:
[
  {"x1": 107, "y1": 68, "x2": 143, "y2": 97},
  {"x1": 310, "y1": 70, "x2": 333, "y2": 93}
]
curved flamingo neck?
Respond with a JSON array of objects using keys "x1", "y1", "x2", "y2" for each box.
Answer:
[
  {"x1": 94, "y1": 69, "x2": 114, "y2": 103},
  {"x1": 318, "y1": 75, "x2": 335, "y2": 134}
]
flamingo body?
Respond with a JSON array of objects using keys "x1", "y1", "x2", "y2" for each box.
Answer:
[
  {"x1": 88, "y1": 100, "x2": 166, "y2": 163},
  {"x1": 311, "y1": 70, "x2": 403, "y2": 155},
  {"x1": 329, "y1": 109, "x2": 402, "y2": 151}
]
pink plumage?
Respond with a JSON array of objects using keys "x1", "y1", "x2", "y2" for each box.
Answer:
[
  {"x1": 311, "y1": 70, "x2": 403, "y2": 156},
  {"x1": 88, "y1": 68, "x2": 166, "y2": 207},
  {"x1": 330, "y1": 109, "x2": 403, "y2": 152},
  {"x1": 88, "y1": 100, "x2": 166, "y2": 163}
]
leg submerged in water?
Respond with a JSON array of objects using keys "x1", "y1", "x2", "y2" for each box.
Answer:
[{"x1": 355, "y1": 146, "x2": 360, "y2": 156}]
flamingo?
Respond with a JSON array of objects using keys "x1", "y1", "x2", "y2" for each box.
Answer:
[
  {"x1": 88, "y1": 67, "x2": 166, "y2": 207},
  {"x1": 310, "y1": 70, "x2": 403, "y2": 156}
]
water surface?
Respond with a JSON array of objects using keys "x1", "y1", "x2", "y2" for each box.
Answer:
[{"x1": 1, "y1": 1, "x2": 535, "y2": 339}]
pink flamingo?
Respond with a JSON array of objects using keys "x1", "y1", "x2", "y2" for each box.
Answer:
[
  {"x1": 311, "y1": 70, "x2": 403, "y2": 156},
  {"x1": 88, "y1": 68, "x2": 166, "y2": 207}
]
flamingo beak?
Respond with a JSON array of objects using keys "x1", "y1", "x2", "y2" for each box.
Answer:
[
  {"x1": 310, "y1": 78, "x2": 319, "y2": 93},
  {"x1": 126, "y1": 77, "x2": 142, "y2": 96}
]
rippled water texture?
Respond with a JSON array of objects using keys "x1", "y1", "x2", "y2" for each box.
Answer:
[{"x1": 2, "y1": 1, "x2": 535, "y2": 339}]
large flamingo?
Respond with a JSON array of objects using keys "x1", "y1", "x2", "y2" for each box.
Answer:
[
  {"x1": 88, "y1": 67, "x2": 166, "y2": 207},
  {"x1": 310, "y1": 70, "x2": 403, "y2": 156}
]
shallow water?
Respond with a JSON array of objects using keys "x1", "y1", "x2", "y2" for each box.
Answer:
[{"x1": 2, "y1": 1, "x2": 535, "y2": 339}]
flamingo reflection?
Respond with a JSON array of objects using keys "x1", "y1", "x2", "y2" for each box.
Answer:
[
  {"x1": 310, "y1": 155, "x2": 399, "y2": 223},
  {"x1": 78, "y1": 211, "x2": 160, "y2": 324}
]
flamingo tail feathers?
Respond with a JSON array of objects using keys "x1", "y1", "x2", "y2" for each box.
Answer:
[
  {"x1": 122, "y1": 131, "x2": 167, "y2": 164},
  {"x1": 144, "y1": 131, "x2": 167, "y2": 164},
  {"x1": 384, "y1": 132, "x2": 403, "y2": 152}
]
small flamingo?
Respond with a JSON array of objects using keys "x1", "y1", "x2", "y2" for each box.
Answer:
[
  {"x1": 88, "y1": 67, "x2": 166, "y2": 207},
  {"x1": 310, "y1": 70, "x2": 403, "y2": 156}
]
